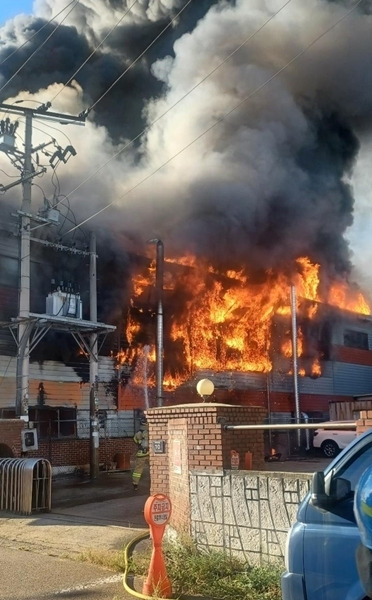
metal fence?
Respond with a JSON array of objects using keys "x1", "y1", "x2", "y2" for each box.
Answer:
[{"x1": 0, "y1": 458, "x2": 52, "y2": 514}]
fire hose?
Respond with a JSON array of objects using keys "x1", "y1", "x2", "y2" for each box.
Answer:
[{"x1": 122, "y1": 531, "x2": 179, "y2": 600}]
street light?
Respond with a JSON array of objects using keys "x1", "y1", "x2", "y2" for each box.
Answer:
[
  {"x1": 147, "y1": 238, "x2": 164, "y2": 407},
  {"x1": 196, "y1": 378, "x2": 215, "y2": 402}
]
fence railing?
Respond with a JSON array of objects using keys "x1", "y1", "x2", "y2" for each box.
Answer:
[
  {"x1": 222, "y1": 421, "x2": 356, "y2": 431},
  {"x1": 0, "y1": 458, "x2": 52, "y2": 514}
]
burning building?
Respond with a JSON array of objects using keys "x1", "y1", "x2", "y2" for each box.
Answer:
[{"x1": 115, "y1": 251, "x2": 372, "y2": 421}]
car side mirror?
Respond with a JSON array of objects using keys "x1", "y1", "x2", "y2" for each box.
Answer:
[
  {"x1": 310, "y1": 471, "x2": 330, "y2": 508},
  {"x1": 311, "y1": 472, "x2": 352, "y2": 508},
  {"x1": 329, "y1": 476, "x2": 352, "y2": 502}
]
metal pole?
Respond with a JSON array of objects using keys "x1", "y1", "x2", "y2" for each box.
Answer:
[
  {"x1": 223, "y1": 421, "x2": 356, "y2": 431},
  {"x1": 89, "y1": 232, "x2": 99, "y2": 479},
  {"x1": 155, "y1": 240, "x2": 164, "y2": 407},
  {"x1": 147, "y1": 239, "x2": 164, "y2": 407},
  {"x1": 290, "y1": 284, "x2": 301, "y2": 447},
  {"x1": 16, "y1": 109, "x2": 33, "y2": 416}
]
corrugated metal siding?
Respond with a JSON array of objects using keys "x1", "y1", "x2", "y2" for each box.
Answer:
[
  {"x1": 0, "y1": 287, "x2": 18, "y2": 321},
  {"x1": 184, "y1": 370, "x2": 267, "y2": 390},
  {"x1": 76, "y1": 409, "x2": 134, "y2": 438},
  {"x1": 0, "y1": 287, "x2": 18, "y2": 355},
  {"x1": 0, "y1": 234, "x2": 19, "y2": 259},
  {"x1": 98, "y1": 357, "x2": 116, "y2": 382},
  {"x1": 29, "y1": 380, "x2": 84, "y2": 406},
  {"x1": 0, "y1": 356, "x2": 117, "y2": 409},
  {"x1": 333, "y1": 345, "x2": 372, "y2": 366},
  {"x1": 271, "y1": 369, "x2": 334, "y2": 395},
  {"x1": 333, "y1": 361, "x2": 372, "y2": 396}
]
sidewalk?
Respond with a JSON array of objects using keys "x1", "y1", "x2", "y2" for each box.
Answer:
[{"x1": 0, "y1": 470, "x2": 151, "y2": 560}]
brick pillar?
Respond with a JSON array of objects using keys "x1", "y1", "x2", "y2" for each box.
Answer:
[
  {"x1": 146, "y1": 403, "x2": 266, "y2": 533},
  {"x1": 356, "y1": 410, "x2": 372, "y2": 435}
]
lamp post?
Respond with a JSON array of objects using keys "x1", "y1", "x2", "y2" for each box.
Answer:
[
  {"x1": 196, "y1": 378, "x2": 215, "y2": 402},
  {"x1": 147, "y1": 239, "x2": 164, "y2": 407}
]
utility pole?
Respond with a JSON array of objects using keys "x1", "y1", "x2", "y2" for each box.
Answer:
[
  {"x1": 89, "y1": 231, "x2": 99, "y2": 479},
  {"x1": 0, "y1": 102, "x2": 85, "y2": 417},
  {"x1": 17, "y1": 109, "x2": 32, "y2": 416}
]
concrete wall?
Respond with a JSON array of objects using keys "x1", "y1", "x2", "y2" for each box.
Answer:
[{"x1": 190, "y1": 469, "x2": 312, "y2": 565}]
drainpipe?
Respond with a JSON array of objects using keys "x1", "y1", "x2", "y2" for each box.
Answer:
[{"x1": 147, "y1": 239, "x2": 164, "y2": 407}]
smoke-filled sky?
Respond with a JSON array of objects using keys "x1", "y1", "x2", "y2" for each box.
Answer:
[{"x1": 1, "y1": 0, "x2": 372, "y2": 294}]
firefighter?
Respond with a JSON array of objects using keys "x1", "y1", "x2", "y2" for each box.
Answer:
[
  {"x1": 354, "y1": 465, "x2": 372, "y2": 598},
  {"x1": 132, "y1": 417, "x2": 149, "y2": 491}
]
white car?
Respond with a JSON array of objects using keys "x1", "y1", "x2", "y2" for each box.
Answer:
[{"x1": 312, "y1": 425, "x2": 356, "y2": 458}]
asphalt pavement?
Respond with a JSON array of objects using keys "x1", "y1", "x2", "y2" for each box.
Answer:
[
  {"x1": 0, "y1": 469, "x2": 151, "y2": 558},
  {"x1": 0, "y1": 469, "x2": 152, "y2": 600}
]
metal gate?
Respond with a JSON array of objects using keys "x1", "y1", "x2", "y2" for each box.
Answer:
[{"x1": 0, "y1": 458, "x2": 52, "y2": 515}]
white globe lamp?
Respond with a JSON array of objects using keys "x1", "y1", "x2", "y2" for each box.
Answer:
[{"x1": 196, "y1": 378, "x2": 215, "y2": 402}]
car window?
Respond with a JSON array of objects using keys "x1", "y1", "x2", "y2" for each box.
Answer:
[{"x1": 335, "y1": 441, "x2": 372, "y2": 492}]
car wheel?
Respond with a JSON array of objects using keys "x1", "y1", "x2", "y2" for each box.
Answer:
[{"x1": 321, "y1": 439, "x2": 339, "y2": 458}]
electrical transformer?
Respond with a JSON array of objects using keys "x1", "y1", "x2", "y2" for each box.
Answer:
[{"x1": 46, "y1": 290, "x2": 83, "y2": 319}]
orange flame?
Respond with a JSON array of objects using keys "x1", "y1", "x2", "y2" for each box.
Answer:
[{"x1": 120, "y1": 255, "x2": 371, "y2": 387}]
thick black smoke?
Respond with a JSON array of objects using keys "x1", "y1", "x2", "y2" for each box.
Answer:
[{"x1": 1, "y1": 0, "x2": 372, "y2": 292}]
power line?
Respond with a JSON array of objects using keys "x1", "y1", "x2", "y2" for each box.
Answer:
[
  {"x1": 0, "y1": 0, "x2": 78, "y2": 67},
  {"x1": 64, "y1": 0, "x2": 364, "y2": 235},
  {"x1": 55, "y1": 0, "x2": 293, "y2": 210},
  {"x1": 49, "y1": 0, "x2": 140, "y2": 107},
  {"x1": 86, "y1": 0, "x2": 194, "y2": 114},
  {"x1": 0, "y1": 1, "x2": 79, "y2": 95}
]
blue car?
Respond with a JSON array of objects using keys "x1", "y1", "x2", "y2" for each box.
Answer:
[{"x1": 282, "y1": 429, "x2": 372, "y2": 600}]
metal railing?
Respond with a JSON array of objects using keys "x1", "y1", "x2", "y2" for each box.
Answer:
[
  {"x1": 222, "y1": 421, "x2": 356, "y2": 430},
  {"x1": 0, "y1": 458, "x2": 52, "y2": 514}
]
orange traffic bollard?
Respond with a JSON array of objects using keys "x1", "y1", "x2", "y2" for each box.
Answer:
[{"x1": 143, "y1": 494, "x2": 172, "y2": 598}]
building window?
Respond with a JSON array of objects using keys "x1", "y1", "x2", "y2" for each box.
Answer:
[
  {"x1": 29, "y1": 406, "x2": 77, "y2": 439},
  {"x1": 343, "y1": 329, "x2": 369, "y2": 350}
]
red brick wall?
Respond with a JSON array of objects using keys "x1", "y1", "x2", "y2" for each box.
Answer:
[
  {"x1": 146, "y1": 403, "x2": 266, "y2": 532},
  {"x1": 25, "y1": 437, "x2": 136, "y2": 467},
  {"x1": 0, "y1": 419, "x2": 24, "y2": 456}
]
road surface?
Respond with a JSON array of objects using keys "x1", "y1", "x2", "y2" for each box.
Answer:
[{"x1": 0, "y1": 546, "x2": 129, "y2": 600}]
